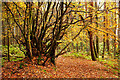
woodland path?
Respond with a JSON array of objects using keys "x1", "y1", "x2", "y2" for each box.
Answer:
[{"x1": 2, "y1": 56, "x2": 118, "y2": 78}]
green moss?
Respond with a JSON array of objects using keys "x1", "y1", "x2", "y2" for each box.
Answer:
[{"x1": 43, "y1": 70, "x2": 46, "y2": 73}]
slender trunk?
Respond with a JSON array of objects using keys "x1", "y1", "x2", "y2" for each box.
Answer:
[
  {"x1": 26, "y1": 2, "x2": 32, "y2": 59},
  {"x1": 106, "y1": 33, "x2": 110, "y2": 55},
  {"x1": 95, "y1": 1, "x2": 99, "y2": 58},
  {"x1": 105, "y1": 3, "x2": 110, "y2": 55},
  {"x1": 7, "y1": 7, "x2": 10, "y2": 61},
  {"x1": 114, "y1": 27, "x2": 116, "y2": 58},
  {"x1": 118, "y1": 1, "x2": 120, "y2": 78},
  {"x1": 93, "y1": 40, "x2": 98, "y2": 58},
  {"x1": 2, "y1": 21, "x2": 5, "y2": 46},
  {"x1": 11, "y1": 26, "x2": 14, "y2": 45},
  {"x1": 76, "y1": 41, "x2": 79, "y2": 53},
  {"x1": 102, "y1": 2, "x2": 106, "y2": 59},
  {"x1": 28, "y1": 31, "x2": 32, "y2": 59},
  {"x1": 15, "y1": 26, "x2": 18, "y2": 44},
  {"x1": 85, "y1": 1, "x2": 89, "y2": 54},
  {"x1": 114, "y1": 41, "x2": 116, "y2": 57},
  {"x1": 29, "y1": 2, "x2": 32, "y2": 59},
  {"x1": 102, "y1": 36, "x2": 105, "y2": 59},
  {"x1": 7, "y1": 29, "x2": 10, "y2": 62},
  {"x1": 96, "y1": 36, "x2": 99, "y2": 57},
  {"x1": 114, "y1": 2, "x2": 116, "y2": 58}
]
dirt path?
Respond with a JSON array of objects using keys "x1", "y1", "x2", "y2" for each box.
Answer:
[
  {"x1": 55, "y1": 56, "x2": 118, "y2": 78},
  {"x1": 2, "y1": 56, "x2": 118, "y2": 78}
]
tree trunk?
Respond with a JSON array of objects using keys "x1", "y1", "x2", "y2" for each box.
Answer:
[
  {"x1": 118, "y1": 1, "x2": 120, "y2": 78},
  {"x1": 89, "y1": 31, "x2": 97, "y2": 61},
  {"x1": 85, "y1": 1, "x2": 89, "y2": 54},
  {"x1": 93, "y1": 40, "x2": 98, "y2": 58},
  {"x1": 7, "y1": 8, "x2": 10, "y2": 62},
  {"x1": 102, "y1": 35, "x2": 105, "y2": 59},
  {"x1": 114, "y1": 2, "x2": 116, "y2": 58},
  {"x1": 27, "y1": 2, "x2": 32, "y2": 59},
  {"x1": 76, "y1": 41, "x2": 79, "y2": 53},
  {"x1": 89, "y1": 1, "x2": 97, "y2": 61},
  {"x1": 50, "y1": 46, "x2": 55, "y2": 65},
  {"x1": 102, "y1": 2, "x2": 106, "y2": 59},
  {"x1": 7, "y1": 29, "x2": 10, "y2": 62},
  {"x1": 95, "y1": 1, "x2": 99, "y2": 58},
  {"x1": 106, "y1": 33, "x2": 110, "y2": 55},
  {"x1": 2, "y1": 21, "x2": 5, "y2": 46},
  {"x1": 105, "y1": 3, "x2": 110, "y2": 55},
  {"x1": 96, "y1": 36, "x2": 99, "y2": 58},
  {"x1": 28, "y1": 34, "x2": 32, "y2": 59},
  {"x1": 15, "y1": 26, "x2": 18, "y2": 44}
]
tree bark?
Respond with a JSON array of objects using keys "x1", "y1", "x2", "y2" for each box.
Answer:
[
  {"x1": 50, "y1": 41, "x2": 56, "y2": 65},
  {"x1": 106, "y1": 33, "x2": 110, "y2": 55},
  {"x1": 89, "y1": 31, "x2": 97, "y2": 61},
  {"x1": 6, "y1": 6, "x2": 10, "y2": 61},
  {"x1": 118, "y1": 1, "x2": 120, "y2": 78},
  {"x1": 76, "y1": 41, "x2": 79, "y2": 53},
  {"x1": 105, "y1": 3, "x2": 110, "y2": 55},
  {"x1": 114, "y1": 2, "x2": 116, "y2": 58},
  {"x1": 95, "y1": 1, "x2": 99, "y2": 58},
  {"x1": 93, "y1": 40, "x2": 98, "y2": 58},
  {"x1": 26, "y1": 2, "x2": 32, "y2": 59},
  {"x1": 85, "y1": 1, "x2": 89, "y2": 54},
  {"x1": 2, "y1": 21, "x2": 5, "y2": 46},
  {"x1": 102, "y1": 2, "x2": 106, "y2": 59},
  {"x1": 89, "y1": 1, "x2": 97, "y2": 61}
]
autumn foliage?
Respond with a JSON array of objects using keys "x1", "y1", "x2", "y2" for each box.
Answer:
[{"x1": 1, "y1": 1, "x2": 120, "y2": 78}]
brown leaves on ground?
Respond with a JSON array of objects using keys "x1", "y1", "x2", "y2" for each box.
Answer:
[{"x1": 2, "y1": 56, "x2": 118, "y2": 78}]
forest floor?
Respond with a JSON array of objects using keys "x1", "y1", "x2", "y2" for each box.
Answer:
[{"x1": 2, "y1": 56, "x2": 118, "y2": 78}]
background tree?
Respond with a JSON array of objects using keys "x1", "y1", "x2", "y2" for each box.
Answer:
[
  {"x1": 118, "y1": 0, "x2": 120, "y2": 78},
  {"x1": 88, "y1": 1, "x2": 97, "y2": 61}
]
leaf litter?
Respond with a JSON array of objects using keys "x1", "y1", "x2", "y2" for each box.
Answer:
[{"x1": 2, "y1": 56, "x2": 118, "y2": 78}]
